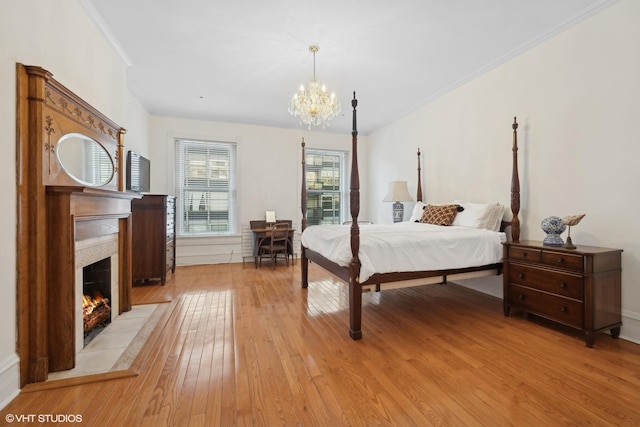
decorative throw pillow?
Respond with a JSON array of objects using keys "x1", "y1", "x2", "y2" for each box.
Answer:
[
  {"x1": 409, "y1": 201, "x2": 426, "y2": 222},
  {"x1": 419, "y1": 204, "x2": 459, "y2": 226}
]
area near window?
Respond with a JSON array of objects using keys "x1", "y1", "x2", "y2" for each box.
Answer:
[
  {"x1": 305, "y1": 149, "x2": 348, "y2": 225},
  {"x1": 175, "y1": 139, "x2": 237, "y2": 235}
]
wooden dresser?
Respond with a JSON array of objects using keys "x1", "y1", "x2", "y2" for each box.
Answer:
[
  {"x1": 503, "y1": 240, "x2": 622, "y2": 347},
  {"x1": 132, "y1": 194, "x2": 176, "y2": 285}
]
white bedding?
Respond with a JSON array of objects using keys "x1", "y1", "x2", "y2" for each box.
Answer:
[{"x1": 301, "y1": 222, "x2": 506, "y2": 282}]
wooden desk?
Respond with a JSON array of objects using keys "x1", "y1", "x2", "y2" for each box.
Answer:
[{"x1": 250, "y1": 220, "x2": 295, "y2": 267}]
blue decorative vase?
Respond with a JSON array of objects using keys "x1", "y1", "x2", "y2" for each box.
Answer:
[
  {"x1": 541, "y1": 216, "x2": 566, "y2": 246},
  {"x1": 392, "y1": 201, "x2": 404, "y2": 223}
]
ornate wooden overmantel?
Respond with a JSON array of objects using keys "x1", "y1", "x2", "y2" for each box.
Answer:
[{"x1": 16, "y1": 64, "x2": 137, "y2": 385}]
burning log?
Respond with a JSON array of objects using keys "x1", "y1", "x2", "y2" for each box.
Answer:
[{"x1": 83, "y1": 292, "x2": 111, "y2": 333}]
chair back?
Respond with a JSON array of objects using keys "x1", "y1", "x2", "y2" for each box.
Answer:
[{"x1": 270, "y1": 222, "x2": 290, "y2": 244}]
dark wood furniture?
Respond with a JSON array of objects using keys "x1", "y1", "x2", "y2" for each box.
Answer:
[
  {"x1": 503, "y1": 240, "x2": 622, "y2": 347},
  {"x1": 132, "y1": 194, "x2": 176, "y2": 285},
  {"x1": 16, "y1": 64, "x2": 136, "y2": 384},
  {"x1": 300, "y1": 93, "x2": 521, "y2": 340},
  {"x1": 258, "y1": 223, "x2": 292, "y2": 268},
  {"x1": 250, "y1": 220, "x2": 295, "y2": 267}
]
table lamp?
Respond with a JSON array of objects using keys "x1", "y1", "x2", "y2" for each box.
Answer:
[{"x1": 383, "y1": 181, "x2": 413, "y2": 223}]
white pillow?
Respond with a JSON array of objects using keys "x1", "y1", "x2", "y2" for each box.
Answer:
[
  {"x1": 409, "y1": 201, "x2": 426, "y2": 222},
  {"x1": 452, "y1": 200, "x2": 503, "y2": 231},
  {"x1": 451, "y1": 200, "x2": 490, "y2": 228},
  {"x1": 489, "y1": 203, "x2": 504, "y2": 231}
]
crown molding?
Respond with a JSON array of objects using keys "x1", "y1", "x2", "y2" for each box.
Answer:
[{"x1": 78, "y1": 0, "x2": 133, "y2": 67}]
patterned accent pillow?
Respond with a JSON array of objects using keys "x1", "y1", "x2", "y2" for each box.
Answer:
[{"x1": 419, "y1": 204, "x2": 460, "y2": 226}]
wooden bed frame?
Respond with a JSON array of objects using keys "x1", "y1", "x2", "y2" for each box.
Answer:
[{"x1": 300, "y1": 92, "x2": 521, "y2": 340}]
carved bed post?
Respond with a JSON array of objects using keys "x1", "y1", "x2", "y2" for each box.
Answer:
[
  {"x1": 300, "y1": 138, "x2": 309, "y2": 288},
  {"x1": 416, "y1": 148, "x2": 423, "y2": 203},
  {"x1": 301, "y1": 138, "x2": 307, "y2": 232},
  {"x1": 349, "y1": 92, "x2": 362, "y2": 340},
  {"x1": 511, "y1": 117, "x2": 520, "y2": 243}
]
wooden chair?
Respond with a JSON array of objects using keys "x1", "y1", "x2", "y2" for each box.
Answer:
[{"x1": 258, "y1": 223, "x2": 291, "y2": 268}]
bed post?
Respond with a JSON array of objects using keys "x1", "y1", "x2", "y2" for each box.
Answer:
[
  {"x1": 416, "y1": 148, "x2": 423, "y2": 203},
  {"x1": 510, "y1": 117, "x2": 520, "y2": 243},
  {"x1": 349, "y1": 92, "x2": 362, "y2": 340},
  {"x1": 301, "y1": 138, "x2": 309, "y2": 288}
]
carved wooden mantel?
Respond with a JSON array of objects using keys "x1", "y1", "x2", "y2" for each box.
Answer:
[{"x1": 16, "y1": 64, "x2": 136, "y2": 385}]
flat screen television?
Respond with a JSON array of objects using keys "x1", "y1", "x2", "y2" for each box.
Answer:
[{"x1": 126, "y1": 150, "x2": 151, "y2": 193}]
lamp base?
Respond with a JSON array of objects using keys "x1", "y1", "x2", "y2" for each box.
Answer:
[{"x1": 392, "y1": 202, "x2": 404, "y2": 223}]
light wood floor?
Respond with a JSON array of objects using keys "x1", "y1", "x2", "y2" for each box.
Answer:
[{"x1": 4, "y1": 262, "x2": 640, "y2": 426}]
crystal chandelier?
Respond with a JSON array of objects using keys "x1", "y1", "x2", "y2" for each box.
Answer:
[{"x1": 288, "y1": 45, "x2": 341, "y2": 129}]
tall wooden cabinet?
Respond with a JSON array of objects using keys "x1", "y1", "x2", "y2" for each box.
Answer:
[{"x1": 132, "y1": 194, "x2": 176, "y2": 285}]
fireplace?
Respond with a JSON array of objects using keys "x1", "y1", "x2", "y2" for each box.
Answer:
[
  {"x1": 74, "y1": 234, "x2": 121, "y2": 354},
  {"x1": 43, "y1": 194, "x2": 135, "y2": 375},
  {"x1": 16, "y1": 64, "x2": 136, "y2": 386},
  {"x1": 82, "y1": 257, "x2": 112, "y2": 344}
]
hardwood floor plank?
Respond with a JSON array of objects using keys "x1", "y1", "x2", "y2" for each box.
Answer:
[{"x1": 3, "y1": 263, "x2": 640, "y2": 426}]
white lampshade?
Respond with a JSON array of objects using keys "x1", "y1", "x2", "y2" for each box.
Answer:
[{"x1": 382, "y1": 181, "x2": 413, "y2": 202}]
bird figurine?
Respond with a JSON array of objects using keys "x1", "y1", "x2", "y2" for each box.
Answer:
[
  {"x1": 562, "y1": 214, "x2": 585, "y2": 226},
  {"x1": 561, "y1": 214, "x2": 585, "y2": 249}
]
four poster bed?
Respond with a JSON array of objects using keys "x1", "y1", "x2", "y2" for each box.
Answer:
[{"x1": 300, "y1": 93, "x2": 521, "y2": 340}]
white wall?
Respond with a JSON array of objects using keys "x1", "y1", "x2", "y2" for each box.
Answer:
[
  {"x1": 149, "y1": 116, "x2": 369, "y2": 265},
  {"x1": 0, "y1": 0, "x2": 150, "y2": 408},
  {"x1": 367, "y1": 0, "x2": 640, "y2": 343}
]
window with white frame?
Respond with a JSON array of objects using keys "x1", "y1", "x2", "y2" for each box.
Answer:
[
  {"x1": 305, "y1": 149, "x2": 348, "y2": 225},
  {"x1": 175, "y1": 139, "x2": 237, "y2": 235}
]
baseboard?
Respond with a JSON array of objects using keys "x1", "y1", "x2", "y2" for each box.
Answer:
[
  {"x1": 455, "y1": 274, "x2": 503, "y2": 298},
  {"x1": 0, "y1": 353, "x2": 20, "y2": 410},
  {"x1": 621, "y1": 310, "x2": 640, "y2": 345}
]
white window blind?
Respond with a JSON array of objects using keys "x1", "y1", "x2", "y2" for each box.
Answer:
[
  {"x1": 305, "y1": 149, "x2": 348, "y2": 225},
  {"x1": 83, "y1": 140, "x2": 112, "y2": 185},
  {"x1": 175, "y1": 139, "x2": 237, "y2": 235}
]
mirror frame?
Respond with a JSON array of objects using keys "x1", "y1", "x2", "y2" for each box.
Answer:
[{"x1": 55, "y1": 132, "x2": 115, "y2": 187}]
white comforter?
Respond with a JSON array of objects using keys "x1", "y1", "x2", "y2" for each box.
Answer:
[{"x1": 301, "y1": 222, "x2": 506, "y2": 282}]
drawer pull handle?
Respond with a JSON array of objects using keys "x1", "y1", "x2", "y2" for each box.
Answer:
[
  {"x1": 518, "y1": 294, "x2": 525, "y2": 300},
  {"x1": 556, "y1": 257, "x2": 564, "y2": 263},
  {"x1": 560, "y1": 306, "x2": 567, "y2": 312},
  {"x1": 559, "y1": 282, "x2": 567, "y2": 288},
  {"x1": 518, "y1": 273, "x2": 525, "y2": 279},
  {"x1": 523, "y1": 253, "x2": 528, "y2": 257}
]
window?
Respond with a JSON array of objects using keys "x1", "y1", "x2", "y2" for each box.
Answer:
[
  {"x1": 305, "y1": 149, "x2": 348, "y2": 225},
  {"x1": 175, "y1": 139, "x2": 237, "y2": 235}
]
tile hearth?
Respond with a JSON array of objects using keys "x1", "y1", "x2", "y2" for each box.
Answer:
[{"x1": 47, "y1": 304, "x2": 162, "y2": 381}]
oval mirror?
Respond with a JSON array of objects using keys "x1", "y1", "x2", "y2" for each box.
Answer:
[{"x1": 55, "y1": 133, "x2": 114, "y2": 187}]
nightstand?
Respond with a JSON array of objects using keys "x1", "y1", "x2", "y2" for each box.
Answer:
[{"x1": 503, "y1": 240, "x2": 622, "y2": 347}]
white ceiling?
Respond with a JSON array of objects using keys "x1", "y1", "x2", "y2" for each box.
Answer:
[{"x1": 83, "y1": 0, "x2": 616, "y2": 135}]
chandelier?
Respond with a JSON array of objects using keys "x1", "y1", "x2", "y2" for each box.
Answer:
[{"x1": 288, "y1": 45, "x2": 341, "y2": 129}]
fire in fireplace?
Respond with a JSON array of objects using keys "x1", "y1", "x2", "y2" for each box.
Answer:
[
  {"x1": 83, "y1": 257, "x2": 112, "y2": 343},
  {"x1": 83, "y1": 292, "x2": 110, "y2": 333}
]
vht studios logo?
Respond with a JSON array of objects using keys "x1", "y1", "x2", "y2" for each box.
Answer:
[{"x1": 5, "y1": 413, "x2": 83, "y2": 423}]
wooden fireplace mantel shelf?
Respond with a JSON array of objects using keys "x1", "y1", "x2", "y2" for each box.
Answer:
[
  {"x1": 47, "y1": 187, "x2": 140, "y2": 221},
  {"x1": 47, "y1": 186, "x2": 142, "y2": 198}
]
